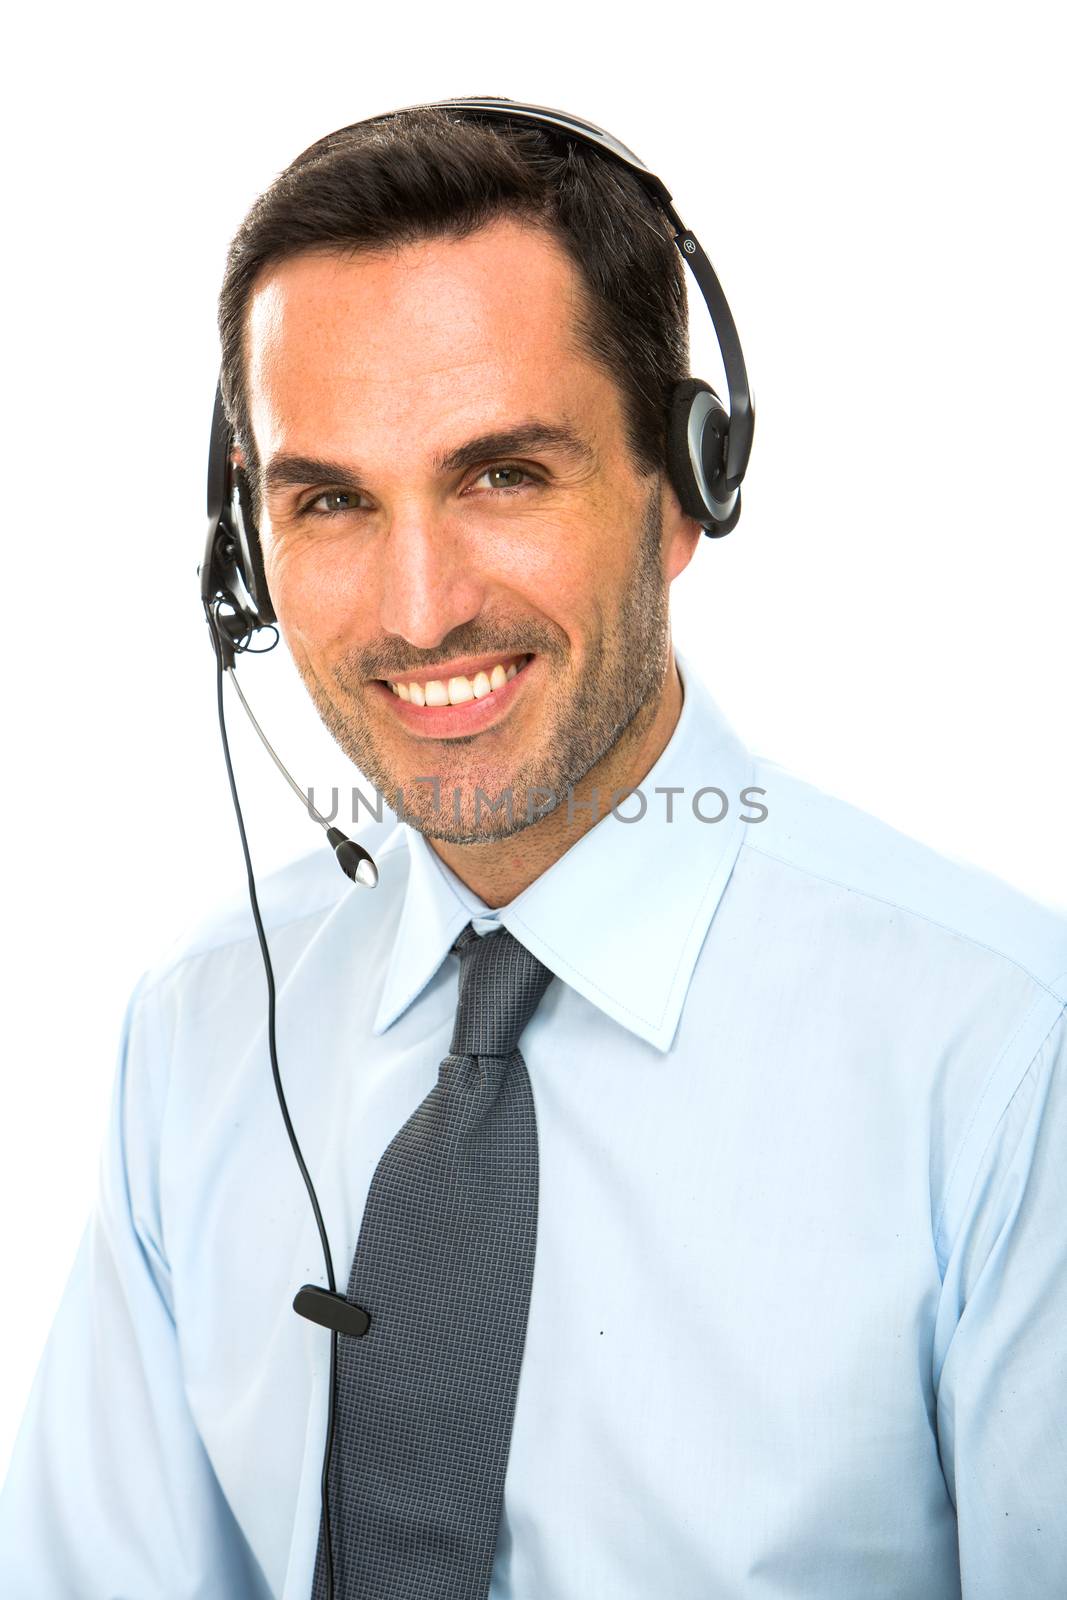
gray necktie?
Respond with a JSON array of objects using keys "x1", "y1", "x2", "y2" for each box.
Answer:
[{"x1": 310, "y1": 922, "x2": 555, "y2": 1600}]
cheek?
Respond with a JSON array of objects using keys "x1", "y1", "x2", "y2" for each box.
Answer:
[
  {"x1": 482, "y1": 505, "x2": 623, "y2": 627},
  {"x1": 526, "y1": 533, "x2": 627, "y2": 636},
  {"x1": 266, "y1": 532, "x2": 374, "y2": 653}
]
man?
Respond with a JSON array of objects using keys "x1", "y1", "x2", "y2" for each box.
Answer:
[{"x1": 2, "y1": 101, "x2": 1065, "y2": 1600}]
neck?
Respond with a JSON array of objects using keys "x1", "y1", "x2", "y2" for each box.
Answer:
[{"x1": 428, "y1": 646, "x2": 684, "y2": 908}]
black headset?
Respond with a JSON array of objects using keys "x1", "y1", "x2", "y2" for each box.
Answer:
[
  {"x1": 197, "y1": 98, "x2": 755, "y2": 1600},
  {"x1": 201, "y1": 94, "x2": 754, "y2": 670}
]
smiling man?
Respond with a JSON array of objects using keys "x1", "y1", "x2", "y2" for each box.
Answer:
[{"x1": 2, "y1": 100, "x2": 1066, "y2": 1600}]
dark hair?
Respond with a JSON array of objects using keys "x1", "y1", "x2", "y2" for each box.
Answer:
[{"x1": 217, "y1": 104, "x2": 690, "y2": 518}]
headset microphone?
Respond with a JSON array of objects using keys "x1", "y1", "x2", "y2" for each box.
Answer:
[
  {"x1": 221, "y1": 648, "x2": 378, "y2": 888},
  {"x1": 200, "y1": 371, "x2": 379, "y2": 889}
]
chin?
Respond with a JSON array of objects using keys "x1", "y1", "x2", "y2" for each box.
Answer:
[{"x1": 396, "y1": 772, "x2": 559, "y2": 842}]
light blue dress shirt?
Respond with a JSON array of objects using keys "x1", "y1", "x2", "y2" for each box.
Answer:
[{"x1": 3, "y1": 648, "x2": 1066, "y2": 1598}]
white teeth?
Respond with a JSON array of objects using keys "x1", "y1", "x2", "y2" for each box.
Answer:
[{"x1": 388, "y1": 655, "x2": 529, "y2": 705}]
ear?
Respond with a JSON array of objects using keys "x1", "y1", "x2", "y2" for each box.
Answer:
[{"x1": 661, "y1": 477, "x2": 704, "y2": 583}]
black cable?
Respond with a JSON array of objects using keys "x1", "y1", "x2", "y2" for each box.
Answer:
[{"x1": 209, "y1": 619, "x2": 339, "y2": 1600}]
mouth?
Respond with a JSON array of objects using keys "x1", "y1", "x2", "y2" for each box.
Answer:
[{"x1": 371, "y1": 652, "x2": 537, "y2": 738}]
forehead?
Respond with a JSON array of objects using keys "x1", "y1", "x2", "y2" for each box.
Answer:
[{"x1": 244, "y1": 218, "x2": 599, "y2": 456}]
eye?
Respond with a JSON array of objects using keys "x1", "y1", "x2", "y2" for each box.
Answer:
[
  {"x1": 472, "y1": 464, "x2": 539, "y2": 494},
  {"x1": 302, "y1": 489, "x2": 365, "y2": 518}
]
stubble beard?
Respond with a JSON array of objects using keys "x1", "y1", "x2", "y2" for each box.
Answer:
[{"x1": 296, "y1": 485, "x2": 672, "y2": 845}]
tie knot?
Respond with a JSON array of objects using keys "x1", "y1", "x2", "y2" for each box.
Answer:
[{"x1": 449, "y1": 924, "x2": 555, "y2": 1057}]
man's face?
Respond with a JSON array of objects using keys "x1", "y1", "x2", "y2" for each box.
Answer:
[{"x1": 244, "y1": 217, "x2": 699, "y2": 843}]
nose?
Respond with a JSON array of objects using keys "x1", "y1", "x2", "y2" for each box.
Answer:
[{"x1": 377, "y1": 500, "x2": 488, "y2": 651}]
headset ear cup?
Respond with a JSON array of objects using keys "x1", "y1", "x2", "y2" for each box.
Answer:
[
  {"x1": 231, "y1": 466, "x2": 277, "y2": 627},
  {"x1": 666, "y1": 378, "x2": 733, "y2": 531}
]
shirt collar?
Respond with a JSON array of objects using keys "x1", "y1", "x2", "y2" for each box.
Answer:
[{"x1": 371, "y1": 647, "x2": 755, "y2": 1053}]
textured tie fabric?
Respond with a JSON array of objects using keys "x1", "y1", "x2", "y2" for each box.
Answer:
[{"x1": 310, "y1": 922, "x2": 555, "y2": 1600}]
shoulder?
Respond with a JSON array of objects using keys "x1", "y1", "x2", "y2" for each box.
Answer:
[
  {"x1": 741, "y1": 754, "x2": 1067, "y2": 1004},
  {"x1": 135, "y1": 813, "x2": 413, "y2": 1009},
  {"x1": 730, "y1": 757, "x2": 1067, "y2": 1269}
]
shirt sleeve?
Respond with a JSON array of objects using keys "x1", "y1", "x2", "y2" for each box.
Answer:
[
  {"x1": 0, "y1": 972, "x2": 272, "y2": 1599},
  {"x1": 935, "y1": 1001, "x2": 1067, "y2": 1598}
]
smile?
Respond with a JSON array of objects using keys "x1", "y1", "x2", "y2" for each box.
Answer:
[
  {"x1": 385, "y1": 653, "x2": 533, "y2": 706},
  {"x1": 373, "y1": 652, "x2": 536, "y2": 738}
]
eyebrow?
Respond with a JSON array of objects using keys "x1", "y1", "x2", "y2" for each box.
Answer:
[{"x1": 261, "y1": 420, "x2": 595, "y2": 497}]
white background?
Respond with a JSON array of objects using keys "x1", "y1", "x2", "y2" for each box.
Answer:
[{"x1": 1, "y1": 0, "x2": 1063, "y2": 1473}]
